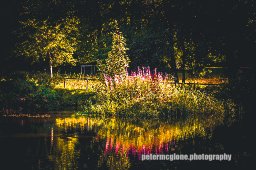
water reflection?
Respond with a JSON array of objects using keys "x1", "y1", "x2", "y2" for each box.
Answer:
[
  {"x1": 54, "y1": 114, "x2": 224, "y2": 170},
  {"x1": 0, "y1": 111, "x2": 230, "y2": 170},
  {"x1": 50, "y1": 136, "x2": 79, "y2": 170}
]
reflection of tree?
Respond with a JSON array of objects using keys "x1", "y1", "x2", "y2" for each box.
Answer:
[
  {"x1": 55, "y1": 114, "x2": 225, "y2": 169},
  {"x1": 98, "y1": 150, "x2": 130, "y2": 170},
  {"x1": 56, "y1": 117, "x2": 104, "y2": 131},
  {"x1": 52, "y1": 136, "x2": 79, "y2": 170}
]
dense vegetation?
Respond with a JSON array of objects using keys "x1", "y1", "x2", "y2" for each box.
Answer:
[
  {"x1": 2, "y1": 0, "x2": 255, "y2": 77},
  {"x1": 0, "y1": 0, "x2": 254, "y2": 121},
  {"x1": 0, "y1": 70, "x2": 236, "y2": 122},
  {"x1": 86, "y1": 67, "x2": 235, "y2": 118},
  {"x1": 0, "y1": 73, "x2": 93, "y2": 113}
]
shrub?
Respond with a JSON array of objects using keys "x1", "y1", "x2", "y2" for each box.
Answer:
[
  {"x1": 85, "y1": 67, "x2": 234, "y2": 119},
  {"x1": 0, "y1": 72, "x2": 95, "y2": 113}
]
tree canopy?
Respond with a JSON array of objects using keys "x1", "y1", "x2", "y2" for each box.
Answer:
[
  {"x1": 5, "y1": 0, "x2": 254, "y2": 79},
  {"x1": 98, "y1": 20, "x2": 130, "y2": 79},
  {"x1": 17, "y1": 15, "x2": 80, "y2": 77}
]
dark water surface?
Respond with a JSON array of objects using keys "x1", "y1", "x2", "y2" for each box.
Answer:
[{"x1": 0, "y1": 113, "x2": 254, "y2": 170}]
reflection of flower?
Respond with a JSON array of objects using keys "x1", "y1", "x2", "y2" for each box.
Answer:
[
  {"x1": 55, "y1": 113, "x2": 226, "y2": 170},
  {"x1": 100, "y1": 120, "x2": 207, "y2": 158},
  {"x1": 55, "y1": 115, "x2": 222, "y2": 162}
]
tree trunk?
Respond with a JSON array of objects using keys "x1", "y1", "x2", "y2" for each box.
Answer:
[
  {"x1": 166, "y1": 30, "x2": 179, "y2": 84},
  {"x1": 179, "y1": 37, "x2": 186, "y2": 84},
  {"x1": 170, "y1": 52, "x2": 179, "y2": 84},
  {"x1": 181, "y1": 58, "x2": 186, "y2": 84},
  {"x1": 50, "y1": 61, "x2": 53, "y2": 78}
]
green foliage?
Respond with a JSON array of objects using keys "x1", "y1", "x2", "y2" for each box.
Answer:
[
  {"x1": 77, "y1": 29, "x2": 99, "y2": 64},
  {"x1": 98, "y1": 20, "x2": 130, "y2": 79},
  {"x1": 0, "y1": 73, "x2": 95, "y2": 113},
  {"x1": 0, "y1": 74, "x2": 36, "y2": 112},
  {"x1": 171, "y1": 30, "x2": 226, "y2": 78},
  {"x1": 208, "y1": 52, "x2": 226, "y2": 65},
  {"x1": 17, "y1": 15, "x2": 80, "y2": 71},
  {"x1": 84, "y1": 76, "x2": 236, "y2": 119}
]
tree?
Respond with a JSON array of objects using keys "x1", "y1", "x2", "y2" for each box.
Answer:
[
  {"x1": 17, "y1": 16, "x2": 80, "y2": 77},
  {"x1": 98, "y1": 20, "x2": 130, "y2": 85}
]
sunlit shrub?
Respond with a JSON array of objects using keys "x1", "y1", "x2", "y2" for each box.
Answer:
[{"x1": 86, "y1": 67, "x2": 235, "y2": 119}]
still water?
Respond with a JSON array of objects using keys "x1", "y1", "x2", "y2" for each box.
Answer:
[{"x1": 0, "y1": 113, "x2": 253, "y2": 170}]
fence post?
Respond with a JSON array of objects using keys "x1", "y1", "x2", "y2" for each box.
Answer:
[
  {"x1": 86, "y1": 77, "x2": 88, "y2": 91},
  {"x1": 64, "y1": 78, "x2": 66, "y2": 88}
]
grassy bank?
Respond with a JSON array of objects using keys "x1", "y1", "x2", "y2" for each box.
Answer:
[
  {"x1": 84, "y1": 70, "x2": 236, "y2": 119},
  {"x1": 0, "y1": 71, "x2": 236, "y2": 121},
  {"x1": 0, "y1": 73, "x2": 94, "y2": 113}
]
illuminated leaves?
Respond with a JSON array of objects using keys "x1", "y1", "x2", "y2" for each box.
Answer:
[
  {"x1": 208, "y1": 52, "x2": 226, "y2": 64},
  {"x1": 98, "y1": 20, "x2": 130, "y2": 80},
  {"x1": 18, "y1": 16, "x2": 80, "y2": 67}
]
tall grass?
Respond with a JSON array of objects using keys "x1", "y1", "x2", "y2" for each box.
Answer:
[{"x1": 85, "y1": 67, "x2": 235, "y2": 118}]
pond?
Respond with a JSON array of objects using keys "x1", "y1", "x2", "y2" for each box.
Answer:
[{"x1": 0, "y1": 113, "x2": 252, "y2": 170}]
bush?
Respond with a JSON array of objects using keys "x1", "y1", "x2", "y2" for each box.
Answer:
[
  {"x1": 0, "y1": 72, "x2": 95, "y2": 113},
  {"x1": 85, "y1": 67, "x2": 235, "y2": 119}
]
